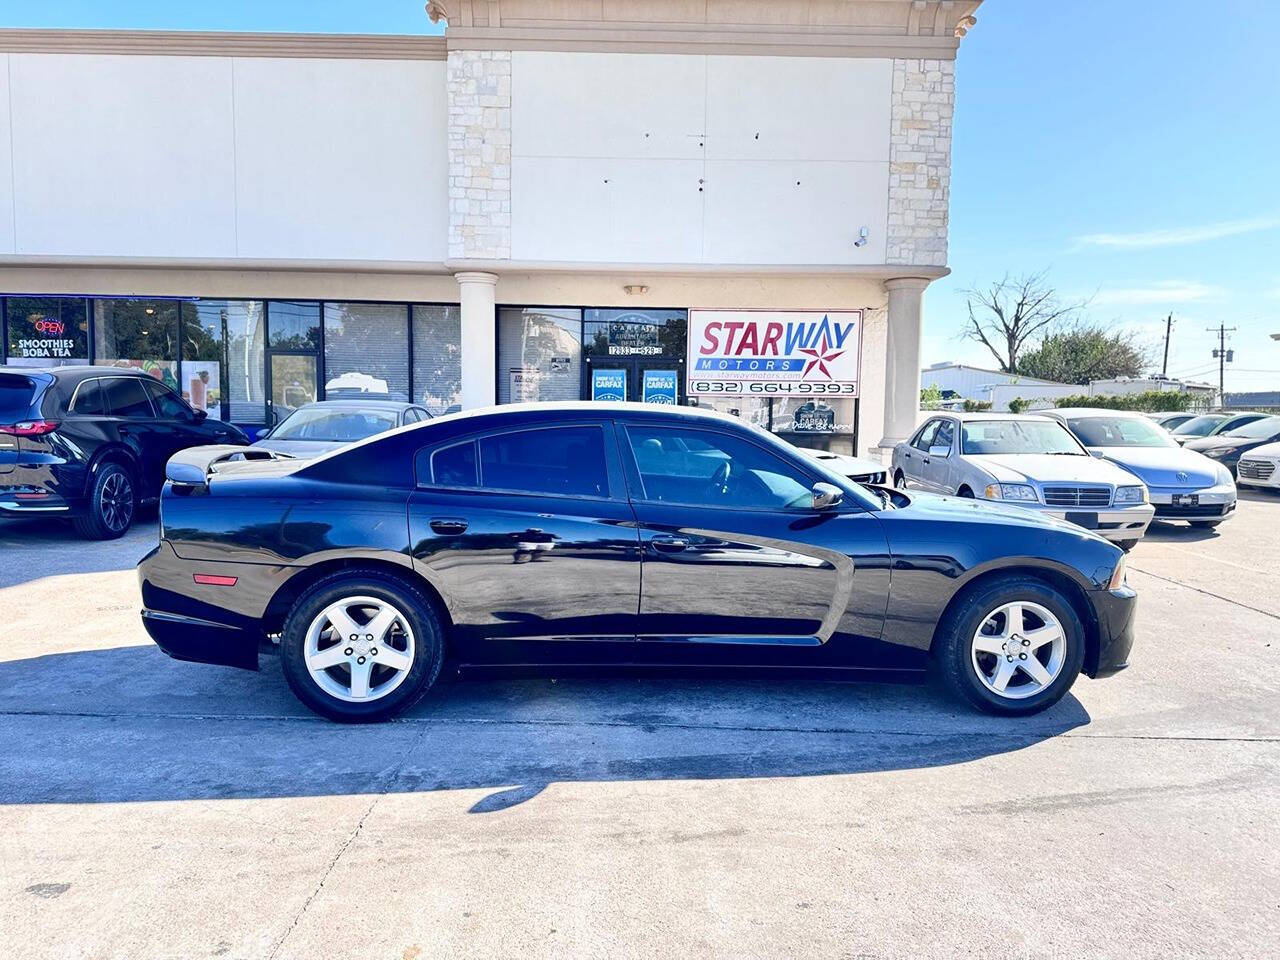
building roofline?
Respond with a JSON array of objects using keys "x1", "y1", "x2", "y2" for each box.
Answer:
[{"x1": 0, "y1": 28, "x2": 448, "y2": 60}]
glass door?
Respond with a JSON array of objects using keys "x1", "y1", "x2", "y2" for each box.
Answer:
[
  {"x1": 268, "y1": 354, "x2": 318, "y2": 426},
  {"x1": 264, "y1": 301, "x2": 322, "y2": 427}
]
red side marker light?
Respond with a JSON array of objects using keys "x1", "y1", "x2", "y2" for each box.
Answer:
[{"x1": 193, "y1": 574, "x2": 238, "y2": 586}]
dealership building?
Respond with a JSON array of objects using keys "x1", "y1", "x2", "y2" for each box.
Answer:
[{"x1": 0, "y1": 0, "x2": 979, "y2": 454}]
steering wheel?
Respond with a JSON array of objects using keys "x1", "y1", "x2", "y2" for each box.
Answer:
[{"x1": 706, "y1": 460, "x2": 732, "y2": 498}]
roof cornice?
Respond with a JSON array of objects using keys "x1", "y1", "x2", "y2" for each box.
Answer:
[{"x1": 0, "y1": 28, "x2": 447, "y2": 60}]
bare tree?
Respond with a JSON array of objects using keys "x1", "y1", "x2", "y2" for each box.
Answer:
[{"x1": 963, "y1": 272, "x2": 1086, "y2": 374}]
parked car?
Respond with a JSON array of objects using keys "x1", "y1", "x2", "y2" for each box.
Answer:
[
  {"x1": 1148, "y1": 411, "x2": 1198, "y2": 432},
  {"x1": 1044, "y1": 408, "x2": 1237, "y2": 529},
  {"x1": 1182, "y1": 415, "x2": 1280, "y2": 475},
  {"x1": 891, "y1": 413, "x2": 1153, "y2": 550},
  {"x1": 796, "y1": 448, "x2": 888, "y2": 486},
  {"x1": 253, "y1": 399, "x2": 432, "y2": 459},
  {"x1": 0, "y1": 365, "x2": 248, "y2": 538},
  {"x1": 1199, "y1": 411, "x2": 1270, "y2": 438},
  {"x1": 1169, "y1": 413, "x2": 1228, "y2": 444},
  {"x1": 140, "y1": 403, "x2": 1136, "y2": 721},
  {"x1": 1235, "y1": 441, "x2": 1280, "y2": 492}
]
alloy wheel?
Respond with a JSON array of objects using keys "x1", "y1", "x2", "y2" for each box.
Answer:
[
  {"x1": 100, "y1": 472, "x2": 134, "y2": 533},
  {"x1": 969, "y1": 600, "x2": 1066, "y2": 700},
  {"x1": 304, "y1": 596, "x2": 416, "y2": 703}
]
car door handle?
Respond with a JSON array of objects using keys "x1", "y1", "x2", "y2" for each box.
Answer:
[
  {"x1": 922, "y1": 457, "x2": 930, "y2": 465},
  {"x1": 430, "y1": 518, "x2": 468, "y2": 536},
  {"x1": 650, "y1": 536, "x2": 689, "y2": 553}
]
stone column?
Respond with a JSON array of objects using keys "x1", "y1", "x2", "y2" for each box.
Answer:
[
  {"x1": 456, "y1": 271, "x2": 499, "y2": 409},
  {"x1": 880, "y1": 277, "x2": 931, "y2": 452}
]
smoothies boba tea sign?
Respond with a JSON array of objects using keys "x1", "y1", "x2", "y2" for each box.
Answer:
[{"x1": 686, "y1": 310, "x2": 861, "y2": 398}]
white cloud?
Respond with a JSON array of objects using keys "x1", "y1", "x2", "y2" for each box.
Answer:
[
  {"x1": 1073, "y1": 216, "x2": 1280, "y2": 250},
  {"x1": 1091, "y1": 281, "x2": 1223, "y2": 306}
]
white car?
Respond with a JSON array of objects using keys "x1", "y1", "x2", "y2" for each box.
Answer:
[
  {"x1": 891, "y1": 413, "x2": 1155, "y2": 549},
  {"x1": 1236, "y1": 441, "x2": 1280, "y2": 490},
  {"x1": 796, "y1": 448, "x2": 888, "y2": 486}
]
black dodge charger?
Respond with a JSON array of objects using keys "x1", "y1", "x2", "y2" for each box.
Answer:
[{"x1": 138, "y1": 403, "x2": 1136, "y2": 722}]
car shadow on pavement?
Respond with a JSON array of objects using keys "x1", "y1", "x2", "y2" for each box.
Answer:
[
  {"x1": 0, "y1": 645, "x2": 1091, "y2": 811},
  {"x1": 0, "y1": 518, "x2": 158, "y2": 587},
  {"x1": 1141, "y1": 521, "x2": 1222, "y2": 544}
]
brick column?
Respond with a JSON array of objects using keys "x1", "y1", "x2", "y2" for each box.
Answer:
[{"x1": 447, "y1": 50, "x2": 512, "y2": 260}]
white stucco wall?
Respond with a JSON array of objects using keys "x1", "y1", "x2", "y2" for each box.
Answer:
[
  {"x1": 3, "y1": 52, "x2": 448, "y2": 262},
  {"x1": 509, "y1": 52, "x2": 892, "y2": 265},
  {"x1": 0, "y1": 56, "x2": 14, "y2": 255}
]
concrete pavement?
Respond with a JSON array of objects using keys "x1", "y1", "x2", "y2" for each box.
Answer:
[{"x1": 0, "y1": 492, "x2": 1277, "y2": 958}]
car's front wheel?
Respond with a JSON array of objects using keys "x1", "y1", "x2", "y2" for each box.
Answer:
[
  {"x1": 935, "y1": 576, "x2": 1085, "y2": 716},
  {"x1": 1189, "y1": 520, "x2": 1222, "y2": 529},
  {"x1": 73, "y1": 462, "x2": 135, "y2": 540},
  {"x1": 280, "y1": 571, "x2": 445, "y2": 722}
]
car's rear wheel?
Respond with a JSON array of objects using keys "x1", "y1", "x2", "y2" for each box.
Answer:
[
  {"x1": 893, "y1": 470, "x2": 907, "y2": 490},
  {"x1": 935, "y1": 576, "x2": 1085, "y2": 716},
  {"x1": 280, "y1": 572, "x2": 445, "y2": 722},
  {"x1": 72, "y1": 463, "x2": 135, "y2": 540}
]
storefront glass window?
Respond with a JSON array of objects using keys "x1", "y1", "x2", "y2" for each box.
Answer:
[
  {"x1": 582, "y1": 308, "x2": 686, "y2": 360},
  {"x1": 412, "y1": 305, "x2": 462, "y2": 415},
  {"x1": 93, "y1": 299, "x2": 181, "y2": 391},
  {"x1": 323, "y1": 302, "x2": 410, "y2": 400},
  {"x1": 497, "y1": 308, "x2": 583, "y2": 404},
  {"x1": 3, "y1": 297, "x2": 90, "y2": 367},
  {"x1": 268, "y1": 301, "x2": 321, "y2": 351},
  {"x1": 181, "y1": 300, "x2": 264, "y2": 422}
]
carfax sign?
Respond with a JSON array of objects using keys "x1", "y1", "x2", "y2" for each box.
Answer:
[
  {"x1": 686, "y1": 310, "x2": 862, "y2": 399},
  {"x1": 591, "y1": 368, "x2": 627, "y2": 402},
  {"x1": 642, "y1": 369, "x2": 678, "y2": 404}
]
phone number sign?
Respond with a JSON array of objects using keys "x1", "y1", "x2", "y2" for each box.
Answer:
[{"x1": 686, "y1": 310, "x2": 862, "y2": 398}]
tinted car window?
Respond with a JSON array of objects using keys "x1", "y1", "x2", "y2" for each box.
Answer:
[
  {"x1": 627, "y1": 425, "x2": 813, "y2": 510},
  {"x1": 70, "y1": 378, "x2": 108, "y2": 415},
  {"x1": 0, "y1": 374, "x2": 38, "y2": 419},
  {"x1": 478, "y1": 426, "x2": 608, "y2": 497},
  {"x1": 143, "y1": 380, "x2": 189, "y2": 419},
  {"x1": 933, "y1": 419, "x2": 955, "y2": 451},
  {"x1": 102, "y1": 377, "x2": 153, "y2": 418},
  {"x1": 1224, "y1": 416, "x2": 1280, "y2": 440},
  {"x1": 912, "y1": 421, "x2": 940, "y2": 452},
  {"x1": 428, "y1": 440, "x2": 478, "y2": 487}
]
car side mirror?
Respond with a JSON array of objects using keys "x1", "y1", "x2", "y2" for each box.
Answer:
[
  {"x1": 193, "y1": 408, "x2": 208, "y2": 423},
  {"x1": 812, "y1": 482, "x2": 844, "y2": 511},
  {"x1": 928, "y1": 444, "x2": 950, "y2": 458}
]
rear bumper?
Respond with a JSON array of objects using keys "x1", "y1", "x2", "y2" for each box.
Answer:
[
  {"x1": 1088, "y1": 584, "x2": 1137, "y2": 679},
  {"x1": 138, "y1": 541, "x2": 295, "y2": 671}
]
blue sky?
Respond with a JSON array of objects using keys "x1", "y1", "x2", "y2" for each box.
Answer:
[{"x1": 5, "y1": 0, "x2": 1278, "y2": 389}]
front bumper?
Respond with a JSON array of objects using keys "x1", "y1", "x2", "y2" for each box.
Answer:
[
  {"x1": 1236, "y1": 459, "x2": 1280, "y2": 489},
  {"x1": 1088, "y1": 584, "x2": 1137, "y2": 679},
  {"x1": 1148, "y1": 481, "x2": 1237, "y2": 521},
  {"x1": 985, "y1": 499, "x2": 1155, "y2": 543}
]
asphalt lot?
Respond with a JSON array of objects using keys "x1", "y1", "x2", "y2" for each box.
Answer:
[{"x1": 0, "y1": 491, "x2": 1277, "y2": 959}]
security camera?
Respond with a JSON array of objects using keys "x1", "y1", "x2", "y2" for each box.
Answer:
[{"x1": 853, "y1": 226, "x2": 869, "y2": 248}]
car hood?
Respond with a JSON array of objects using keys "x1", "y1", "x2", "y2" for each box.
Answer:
[
  {"x1": 893, "y1": 489, "x2": 1109, "y2": 545},
  {"x1": 250, "y1": 438, "x2": 345, "y2": 459},
  {"x1": 1182, "y1": 436, "x2": 1251, "y2": 454},
  {"x1": 798, "y1": 448, "x2": 885, "y2": 476},
  {"x1": 963, "y1": 454, "x2": 1139, "y2": 487},
  {"x1": 1087, "y1": 445, "x2": 1219, "y2": 486},
  {"x1": 1240, "y1": 441, "x2": 1280, "y2": 460}
]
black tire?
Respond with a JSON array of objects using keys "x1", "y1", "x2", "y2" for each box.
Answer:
[
  {"x1": 893, "y1": 470, "x2": 907, "y2": 490},
  {"x1": 1189, "y1": 520, "x2": 1222, "y2": 529},
  {"x1": 934, "y1": 575, "x2": 1086, "y2": 716},
  {"x1": 957, "y1": 486, "x2": 975, "y2": 499},
  {"x1": 1117, "y1": 539, "x2": 1138, "y2": 552},
  {"x1": 72, "y1": 462, "x2": 135, "y2": 540},
  {"x1": 280, "y1": 571, "x2": 446, "y2": 723}
]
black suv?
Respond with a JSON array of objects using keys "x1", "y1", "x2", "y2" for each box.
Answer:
[{"x1": 0, "y1": 366, "x2": 248, "y2": 538}]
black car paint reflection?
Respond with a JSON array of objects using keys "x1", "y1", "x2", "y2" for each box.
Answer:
[{"x1": 140, "y1": 404, "x2": 1135, "y2": 684}]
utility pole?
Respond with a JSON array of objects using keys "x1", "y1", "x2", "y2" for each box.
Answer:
[
  {"x1": 1207, "y1": 323, "x2": 1237, "y2": 408},
  {"x1": 1160, "y1": 313, "x2": 1173, "y2": 378}
]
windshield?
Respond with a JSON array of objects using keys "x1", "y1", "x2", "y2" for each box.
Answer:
[
  {"x1": 270, "y1": 407, "x2": 398, "y2": 442},
  {"x1": 961, "y1": 419, "x2": 1085, "y2": 456},
  {"x1": 1067, "y1": 415, "x2": 1177, "y2": 448},
  {"x1": 1172, "y1": 414, "x2": 1225, "y2": 436},
  {"x1": 1224, "y1": 416, "x2": 1280, "y2": 440}
]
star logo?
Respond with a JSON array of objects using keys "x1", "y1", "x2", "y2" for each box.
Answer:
[{"x1": 798, "y1": 334, "x2": 845, "y2": 380}]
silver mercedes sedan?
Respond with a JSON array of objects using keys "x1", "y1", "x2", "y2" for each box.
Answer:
[
  {"x1": 892, "y1": 412, "x2": 1155, "y2": 549},
  {"x1": 1042, "y1": 408, "x2": 1238, "y2": 529}
]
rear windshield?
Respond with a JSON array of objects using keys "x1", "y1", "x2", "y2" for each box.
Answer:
[
  {"x1": 270, "y1": 407, "x2": 398, "y2": 442},
  {"x1": 1067, "y1": 416, "x2": 1177, "y2": 448},
  {"x1": 0, "y1": 374, "x2": 38, "y2": 421},
  {"x1": 1225, "y1": 416, "x2": 1280, "y2": 440},
  {"x1": 1172, "y1": 414, "x2": 1225, "y2": 436}
]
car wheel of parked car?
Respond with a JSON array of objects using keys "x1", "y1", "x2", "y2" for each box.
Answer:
[
  {"x1": 1189, "y1": 520, "x2": 1222, "y2": 529},
  {"x1": 72, "y1": 462, "x2": 135, "y2": 540},
  {"x1": 1118, "y1": 540, "x2": 1138, "y2": 552},
  {"x1": 957, "y1": 486, "x2": 975, "y2": 498},
  {"x1": 935, "y1": 576, "x2": 1085, "y2": 716},
  {"x1": 893, "y1": 470, "x2": 907, "y2": 490},
  {"x1": 280, "y1": 571, "x2": 445, "y2": 722}
]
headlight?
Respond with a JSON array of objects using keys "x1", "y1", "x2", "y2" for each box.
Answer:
[
  {"x1": 1108, "y1": 554, "x2": 1127, "y2": 590},
  {"x1": 1202, "y1": 447, "x2": 1234, "y2": 460},
  {"x1": 984, "y1": 483, "x2": 1038, "y2": 502},
  {"x1": 1114, "y1": 485, "x2": 1147, "y2": 504},
  {"x1": 1215, "y1": 464, "x2": 1235, "y2": 485}
]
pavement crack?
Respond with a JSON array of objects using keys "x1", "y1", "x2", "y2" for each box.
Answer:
[{"x1": 1128, "y1": 565, "x2": 1280, "y2": 621}]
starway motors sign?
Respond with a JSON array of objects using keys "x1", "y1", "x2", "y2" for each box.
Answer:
[{"x1": 686, "y1": 309, "x2": 862, "y2": 399}]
